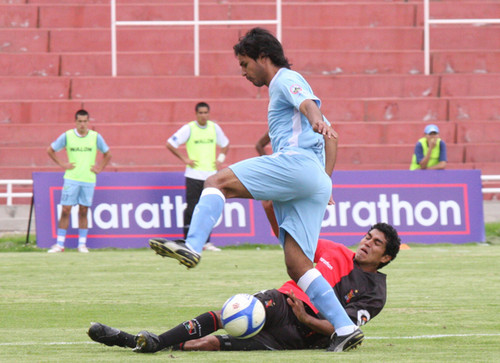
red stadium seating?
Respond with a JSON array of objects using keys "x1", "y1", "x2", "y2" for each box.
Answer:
[{"x1": 0, "y1": 0, "x2": 499, "y2": 184}]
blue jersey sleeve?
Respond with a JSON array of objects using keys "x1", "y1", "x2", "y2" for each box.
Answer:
[
  {"x1": 439, "y1": 140, "x2": 447, "y2": 162},
  {"x1": 414, "y1": 142, "x2": 424, "y2": 163},
  {"x1": 51, "y1": 133, "x2": 67, "y2": 152},
  {"x1": 97, "y1": 134, "x2": 110, "y2": 153},
  {"x1": 275, "y1": 71, "x2": 320, "y2": 111}
]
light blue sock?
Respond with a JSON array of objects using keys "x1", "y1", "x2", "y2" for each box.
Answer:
[
  {"x1": 78, "y1": 229, "x2": 88, "y2": 247},
  {"x1": 186, "y1": 188, "x2": 225, "y2": 253},
  {"x1": 56, "y1": 228, "x2": 66, "y2": 248},
  {"x1": 298, "y1": 269, "x2": 356, "y2": 334}
]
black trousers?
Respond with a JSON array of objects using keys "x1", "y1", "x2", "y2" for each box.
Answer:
[{"x1": 184, "y1": 177, "x2": 210, "y2": 243}]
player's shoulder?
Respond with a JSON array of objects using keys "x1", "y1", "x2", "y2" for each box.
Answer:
[{"x1": 318, "y1": 239, "x2": 352, "y2": 254}]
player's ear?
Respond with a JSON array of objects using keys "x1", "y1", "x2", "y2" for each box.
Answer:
[{"x1": 380, "y1": 254, "x2": 392, "y2": 265}]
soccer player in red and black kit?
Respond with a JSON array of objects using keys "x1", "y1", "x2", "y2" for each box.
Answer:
[{"x1": 88, "y1": 221, "x2": 400, "y2": 352}]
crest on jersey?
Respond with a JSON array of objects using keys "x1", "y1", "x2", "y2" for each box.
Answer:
[{"x1": 290, "y1": 84, "x2": 302, "y2": 94}]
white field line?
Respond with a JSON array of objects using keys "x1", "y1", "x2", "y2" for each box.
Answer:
[{"x1": 0, "y1": 333, "x2": 499, "y2": 346}]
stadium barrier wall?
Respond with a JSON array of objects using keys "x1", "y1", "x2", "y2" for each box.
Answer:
[{"x1": 33, "y1": 170, "x2": 485, "y2": 249}]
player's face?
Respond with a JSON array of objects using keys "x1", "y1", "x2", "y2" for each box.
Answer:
[
  {"x1": 355, "y1": 229, "x2": 391, "y2": 272},
  {"x1": 237, "y1": 54, "x2": 267, "y2": 87},
  {"x1": 196, "y1": 107, "x2": 209, "y2": 126},
  {"x1": 75, "y1": 115, "x2": 89, "y2": 135}
]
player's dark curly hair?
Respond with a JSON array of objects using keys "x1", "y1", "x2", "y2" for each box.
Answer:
[
  {"x1": 370, "y1": 222, "x2": 401, "y2": 269},
  {"x1": 233, "y1": 27, "x2": 291, "y2": 69}
]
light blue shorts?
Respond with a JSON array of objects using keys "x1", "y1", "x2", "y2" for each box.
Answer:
[
  {"x1": 229, "y1": 148, "x2": 331, "y2": 261},
  {"x1": 60, "y1": 179, "x2": 95, "y2": 207}
]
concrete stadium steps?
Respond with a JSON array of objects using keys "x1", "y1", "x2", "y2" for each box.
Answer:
[
  {"x1": 0, "y1": 121, "x2": 450, "y2": 148},
  {"x1": 448, "y1": 97, "x2": 500, "y2": 121},
  {"x1": 416, "y1": 1, "x2": 500, "y2": 22},
  {"x1": 5, "y1": 50, "x2": 499, "y2": 78},
  {"x1": 5, "y1": 143, "x2": 498, "y2": 168},
  {"x1": 5, "y1": 2, "x2": 499, "y2": 29},
  {"x1": 59, "y1": 50, "x2": 425, "y2": 77},
  {"x1": 0, "y1": 101, "x2": 83, "y2": 124},
  {"x1": 465, "y1": 144, "x2": 500, "y2": 163},
  {"x1": 432, "y1": 51, "x2": 500, "y2": 74},
  {"x1": 65, "y1": 75, "x2": 441, "y2": 100},
  {"x1": 4, "y1": 97, "x2": 498, "y2": 124},
  {"x1": 0, "y1": 53, "x2": 59, "y2": 76},
  {"x1": 6, "y1": 120, "x2": 500, "y2": 148},
  {"x1": 456, "y1": 122, "x2": 500, "y2": 144},
  {"x1": 0, "y1": 4, "x2": 37, "y2": 28},
  {"x1": 0, "y1": 78, "x2": 70, "y2": 100},
  {"x1": 4, "y1": 50, "x2": 499, "y2": 78},
  {"x1": 3, "y1": 26, "x2": 498, "y2": 55},
  {"x1": 0, "y1": 75, "x2": 440, "y2": 101},
  {"x1": 40, "y1": 26, "x2": 424, "y2": 53},
  {"x1": 428, "y1": 26, "x2": 500, "y2": 51},
  {"x1": 1, "y1": 2, "x2": 417, "y2": 29},
  {"x1": 0, "y1": 29, "x2": 49, "y2": 52},
  {"x1": 441, "y1": 74, "x2": 500, "y2": 97},
  {"x1": 0, "y1": 122, "x2": 269, "y2": 147}
]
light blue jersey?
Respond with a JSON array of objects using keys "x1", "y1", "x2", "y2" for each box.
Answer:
[
  {"x1": 268, "y1": 68, "x2": 328, "y2": 165},
  {"x1": 229, "y1": 68, "x2": 332, "y2": 261}
]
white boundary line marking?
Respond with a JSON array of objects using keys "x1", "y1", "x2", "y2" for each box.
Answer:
[
  {"x1": 1, "y1": 333, "x2": 499, "y2": 346},
  {"x1": 368, "y1": 333, "x2": 500, "y2": 340}
]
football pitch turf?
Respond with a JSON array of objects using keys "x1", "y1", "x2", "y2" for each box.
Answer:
[{"x1": 0, "y1": 242, "x2": 499, "y2": 362}]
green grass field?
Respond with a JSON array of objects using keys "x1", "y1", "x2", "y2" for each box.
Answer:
[{"x1": 1, "y1": 229, "x2": 499, "y2": 362}]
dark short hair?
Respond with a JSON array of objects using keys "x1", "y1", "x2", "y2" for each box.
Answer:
[
  {"x1": 233, "y1": 27, "x2": 291, "y2": 69},
  {"x1": 370, "y1": 223, "x2": 401, "y2": 269},
  {"x1": 75, "y1": 109, "x2": 89, "y2": 119},
  {"x1": 195, "y1": 102, "x2": 210, "y2": 112}
]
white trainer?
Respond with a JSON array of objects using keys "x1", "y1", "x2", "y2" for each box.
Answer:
[
  {"x1": 203, "y1": 242, "x2": 221, "y2": 252},
  {"x1": 48, "y1": 244, "x2": 64, "y2": 253},
  {"x1": 78, "y1": 245, "x2": 89, "y2": 253}
]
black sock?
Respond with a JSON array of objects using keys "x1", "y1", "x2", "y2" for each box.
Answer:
[
  {"x1": 116, "y1": 331, "x2": 137, "y2": 348},
  {"x1": 158, "y1": 311, "x2": 220, "y2": 350}
]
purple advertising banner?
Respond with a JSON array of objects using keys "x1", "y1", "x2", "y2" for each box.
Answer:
[{"x1": 33, "y1": 170, "x2": 485, "y2": 249}]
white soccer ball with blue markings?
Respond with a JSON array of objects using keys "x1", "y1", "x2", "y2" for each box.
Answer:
[{"x1": 221, "y1": 293, "x2": 266, "y2": 339}]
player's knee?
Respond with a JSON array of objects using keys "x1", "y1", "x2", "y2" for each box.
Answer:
[{"x1": 60, "y1": 206, "x2": 72, "y2": 218}]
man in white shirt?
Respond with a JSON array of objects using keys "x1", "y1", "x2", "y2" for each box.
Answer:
[{"x1": 166, "y1": 102, "x2": 230, "y2": 251}]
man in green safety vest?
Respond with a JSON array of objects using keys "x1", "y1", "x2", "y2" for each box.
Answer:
[
  {"x1": 410, "y1": 124, "x2": 447, "y2": 170},
  {"x1": 166, "y1": 102, "x2": 230, "y2": 251},
  {"x1": 47, "y1": 109, "x2": 112, "y2": 253}
]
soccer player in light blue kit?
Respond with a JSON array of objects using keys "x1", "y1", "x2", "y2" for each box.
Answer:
[{"x1": 149, "y1": 28, "x2": 363, "y2": 352}]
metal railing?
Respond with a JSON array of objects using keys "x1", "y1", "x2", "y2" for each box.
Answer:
[
  {"x1": 110, "y1": 0, "x2": 282, "y2": 76},
  {"x1": 423, "y1": 0, "x2": 500, "y2": 75},
  {"x1": 1, "y1": 176, "x2": 499, "y2": 206},
  {"x1": 0, "y1": 180, "x2": 33, "y2": 206}
]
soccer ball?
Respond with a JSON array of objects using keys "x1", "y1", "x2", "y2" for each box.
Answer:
[{"x1": 220, "y1": 293, "x2": 266, "y2": 339}]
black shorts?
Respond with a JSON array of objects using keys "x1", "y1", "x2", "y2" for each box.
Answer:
[{"x1": 215, "y1": 289, "x2": 330, "y2": 351}]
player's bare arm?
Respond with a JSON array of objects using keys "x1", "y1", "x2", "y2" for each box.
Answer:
[
  {"x1": 91, "y1": 151, "x2": 112, "y2": 174},
  {"x1": 255, "y1": 132, "x2": 271, "y2": 156},
  {"x1": 47, "y1": 146, "x2": 75, "y2": 170},
  {"x1": 286, "y1": 290, "x2": 334, "y2": 336},
  {"x1": 166, "y1": 142, "x2": 196, "y2": 167},
  {"x1": 299, "y1": 99, "x2": 338, "y2": 139},
  {"x1": 216, "y1": 145, "x2": 230, "y2": 169}
]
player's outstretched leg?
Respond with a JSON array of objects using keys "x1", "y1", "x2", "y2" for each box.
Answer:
[
  {"x1": 149, "y1": 238, "x2": 201, "y2": 269},
  {"x1": 327, "y1": 328, "x2": 364, "y2": 352},
  {"x1": 133, "y1": 331, "x2": 161, "y2": 353},
  {"x1": 87, "y1": 322, "x2": 136, "y2": 348}
]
